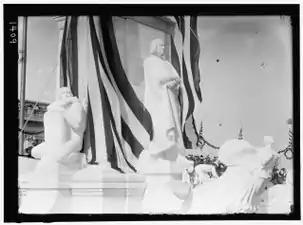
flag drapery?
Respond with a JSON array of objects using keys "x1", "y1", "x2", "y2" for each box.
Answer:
[
  {"x1": 170, "y1": 16, "x2": 202, "y2": 149},
  {"x1": 60, "y1": 16, "x2": 202, "y2": 172}
]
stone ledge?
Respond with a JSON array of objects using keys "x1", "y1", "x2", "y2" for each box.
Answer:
[
  {"x1": 71, "y1": 164, "x2": 146, "y2": 182},
  {"x1": 69, "y1": 165, "x2": 146, "y2": 197},
  {"x1": 18, "y1": 158, "x2": 146, "y2": 213},
  {"x1": 19, "y1": 164, "x2": 147, "y2": 198}
]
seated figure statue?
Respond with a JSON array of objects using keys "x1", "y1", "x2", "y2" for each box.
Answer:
[
  {"x1": 188, "y1": 137, "x2": 278, "y2": 214},
  {"x1": 31, "y1": 87, "x2": 87, "y2": 163},
  {"x1": 19, "y1": 87, "x2": 87, "y2": 214}
]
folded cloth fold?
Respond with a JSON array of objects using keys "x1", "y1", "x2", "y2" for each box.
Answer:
[{"x1": 188, "y1": 138, "x2": 277, "y2": 214}]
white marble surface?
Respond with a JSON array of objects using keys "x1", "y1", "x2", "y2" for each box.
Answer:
[
  {"x1": 19, "y1": 157, "x2": 146, "y2": 214},
  {"x1": 19, "y1": 156, "x2": 293, "y2": 214}
]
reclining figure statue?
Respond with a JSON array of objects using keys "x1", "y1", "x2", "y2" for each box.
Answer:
[
  {"x1": 258, "y1": 168, "x2": 293, "y2": 214},
  {"x1": 188, "y1": 137, "x2": 279, "y2": 214}
]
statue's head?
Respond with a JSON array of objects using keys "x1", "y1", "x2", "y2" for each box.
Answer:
[
  {"x1": 150, "y1": 38, "x2": 165, "y2": 58},
  {"x1": 56, "y1": 87, "x2": 73, "y2": 101}
]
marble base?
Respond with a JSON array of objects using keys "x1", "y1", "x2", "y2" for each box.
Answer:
[
  {"x1": 68, "y1": 165, "x2": 146, "y2": 214},
  {"x1": 19, "y1": 157, "x2": 146, "y2": 214}
]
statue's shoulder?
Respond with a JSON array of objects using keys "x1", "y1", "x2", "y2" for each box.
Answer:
[
  {"x1": 144, "y1": 55, "x2": 162, "y2": 65},
  {"x1": 46, "y1": 101, "x2": 65, "y2": 112},
  {"x1": 144, "y1": 56, "x2": 154, "y2": 64}
]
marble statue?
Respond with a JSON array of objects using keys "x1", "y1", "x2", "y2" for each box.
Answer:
[
  {"x1": 188, "y1": 137, "x2": 278, "y2": 214},
  {"x1": 136, "y1": 38, "x2": 194, "y2": 214},
  {"x1": 258, "y1": 165, "x2": 293, "y2": 214},
  {"x1": 143, "y1": 38, "x2": 182, "y2": 150},
  {"x1": 31, "y1": 87, "x2": 87, "y2": 162},
  {"x1": 19, "y1": 87, "x2": 87, "y2": 214}
]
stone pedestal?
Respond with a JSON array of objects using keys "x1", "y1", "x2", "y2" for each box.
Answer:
[
  {"x1": 19, "y1": 157, "x2": 146, "y2": 214},
  {"x1": 69, "y1": 165, "x2": 146, "y2": 214}
]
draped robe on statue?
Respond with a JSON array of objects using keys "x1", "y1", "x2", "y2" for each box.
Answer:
[
  {"x1": 137, "y1": 55, "x2": 192, "y2": 214},
  {"x1": 19, "y1": 97, "x2": 86, "y2": 214},
  {"x1": 143, "y1": 55, "x2": 181, "y2": 150}
]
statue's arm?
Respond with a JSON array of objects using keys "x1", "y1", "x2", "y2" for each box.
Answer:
[
  {"x1": 160, "y1": 65, "x2": 181, "y2": 86},
  {"x1": 58, "y1": 131, "x2": 83, "y2": 160},
  {"x1": 258, "y1": 146, "x2": 277, "y2": 167},
  {"x1": 65, "y1": 101, "x2": 86, "y2": 132},
  {"x1": 144, "y1": 57, "x2": 180, "y2": 88},
  {"x1": 160, "y1": 63, "x2": 181, "y2": 86}
]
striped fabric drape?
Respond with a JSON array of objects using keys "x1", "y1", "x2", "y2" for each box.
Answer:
[
  {"x1": 60, "y1": 17, "x2": 79, "y2": 97},
  {"x1": 60, "y1": 16, "x2": 153, "y2": 172},
  {"x1": 89, "y1": 16, "x2": 154, "y2": 172},
  {"x1": 60, "y1": 16, "x2": 202, "y2": 172},
  {"x1": 170, "y1": 16, "x2": 202, "y2": 149}
]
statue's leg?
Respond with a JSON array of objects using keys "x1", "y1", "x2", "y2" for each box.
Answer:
[
  {"x1": 31, "y1": 142, "x2": 48, "y2": 159},
  {"x1": 55, "y1": 132, "x2": 83, "y2": 163},
  {"x1": 20, "y1": 151, "x2": 61, "y2": 214}
]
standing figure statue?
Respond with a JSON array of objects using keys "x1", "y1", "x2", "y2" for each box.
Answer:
[
  {"x1": 137, "y1": 39, "x2": 193, "y2": 214},
  {"x1": 143, "y1": 38, "x2": 182, "y2": 150},
  {"x1": 19, "y1": 87, "x2": 87, "y2": 214}
]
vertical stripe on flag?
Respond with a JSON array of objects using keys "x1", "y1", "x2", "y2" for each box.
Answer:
[
  {"x1": 60, "y1": 15, "x2": 203, "y2": 172},
  {"x1": 99, "y1": 16, "x2": 153, "y2": 140},
  {"x1": 170, "y1": 35, "x2": 181, "y2": 76},
  {"x1": 60, "y1": 18, "x2": 68, "y2": 87},
  {"x1": 90, "y1": 17, "x2": 125, "y2": 171},
  {"x1": 170, "y1": 16, "x2": 203, "y2": 149},
  {"x1": 190, "y1": 16, "x2": 202, "y2": 102},
  {"x1": 170, "y1": 34, "x2": 184, "y2": 143},
  {"x1": 175, "y1": 16, "x2": 195, "y2": 124},
  {"x1": 70, "y1": 17, "x2": 79, "y2": 97},
  {"x1": 82, "y1": 88, "x2": 97, "y2": 164},
  {"x1": 60, "y1": 17, "x2": 79, "y2": 97},
  {"x1": 60, "y1": 16, "x2": 99, "y2": 161},
  {"x1": 92, "y1": 16, "x2": 152, "y2": 154},
  {"x1": 96, "y1": 16, "x2": 153, "y2": 166},
  {"x1": 89, "y1": 16, "x2": 149, "y2": 172}
]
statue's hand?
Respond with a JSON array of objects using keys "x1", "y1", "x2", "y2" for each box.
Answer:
[
  {"x1": 166, "y1": 80, "x2": 180, "y2": 89},
  {"x1": 64, "y1": 100, "x2": 86, "y2": 133},
  {"x1": 60, "y1": 97, "x2": 78, "y2": 107}
]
